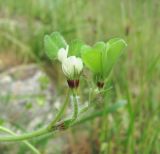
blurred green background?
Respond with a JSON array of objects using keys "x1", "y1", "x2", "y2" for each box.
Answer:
[{"x1": 0, "y1": 0, "x2": 160, "y2": 154}]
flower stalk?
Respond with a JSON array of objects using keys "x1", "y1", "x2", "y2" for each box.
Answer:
[
  {"x1": 48, "y1": 89, "x2": 70, "y2": 130},
  {"x1": 71, "y1": 89, "x2": 79, "y2": 122}
]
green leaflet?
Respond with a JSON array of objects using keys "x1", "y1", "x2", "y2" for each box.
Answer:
[
  {"x1": 44, "y1": 32, "x2": 67, "y2": 60},
  {"x1": 103, "y1": 38, "x2": 127, "y2": 78},
  {"x1": 68, "y1": 39, "x2": 84, "y2": 57},
  {"x1": 81, "y1": 42, "x2": 105, "y2": 75}
]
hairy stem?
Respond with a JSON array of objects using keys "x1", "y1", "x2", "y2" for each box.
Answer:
[
  {"x1": 0, "y1": 90, "x2": 70, "y2": 142},
  {"x1": 0, "y1": 126, "x2": 40, "y2": 154},
  {"x1": 48, "y1": 90, "x2": 70, "y2": 130},
  {"x1": 0, "y1": 127, "x2": 49, "y2": 142},
  {"x1": 71, "y1": 89, "x2": 78, "y2": 122},
  {"x1": 0, "y1": 99, "x2": 126, "y2": 142}
]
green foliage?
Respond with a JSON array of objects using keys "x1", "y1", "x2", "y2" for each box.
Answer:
[
  {"x1": 68, "y1": 39, "x2": 84, "y2": 57},
  {"x1": 44, "y1": 32, "x2": 127, "y2": 85},
  {"x1": 44, "y1": 32, "x2": 67, "y2": 60},
  {"x1": 0, "y1": 0, "x2": 160, "y2": 153},
  {"x1": 81, "y1": 38, "x2": 127, "y2": 82},
  {"x1": 103, "y1": 38, "x2": 127, "y2": 77},
  {"x1": 81, "y1": 45, "x2": 102, "y2": 74}
]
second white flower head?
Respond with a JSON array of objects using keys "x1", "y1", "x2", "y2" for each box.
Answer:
[{"x1": 57, "y1": 45, "x2": 68, "y2": 62}]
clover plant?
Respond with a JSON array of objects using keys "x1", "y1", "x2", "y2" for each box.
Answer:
[{"x1": 0, "y1": 32, "x2": 127, "y2": 153}]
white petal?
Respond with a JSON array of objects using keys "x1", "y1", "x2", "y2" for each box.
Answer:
[
  {"x1": 62, "y1": 56, "x2": 83, "y2": 79},
  {"x1": 57, "y1": 47, "x2": 68, "y2": 62},
  {"x1": 62, "y1": 58, "x2": 73, "y2": 78},
  {"x1": 75, "y1": 58, "x2": 83, "y2": 73}
]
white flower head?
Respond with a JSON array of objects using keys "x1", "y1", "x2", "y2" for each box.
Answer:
[
  {"x1": 57, "y1": 45, "x2": 69, "y2": 62},
  {"x1": 62, "y1": 56, "x2": 83, "y2": 79}
]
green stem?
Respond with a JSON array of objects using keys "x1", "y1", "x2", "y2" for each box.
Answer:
[
  {"x1": 71, "y1": 89, "x2": 78, "y2": 122},
  {"x1": 0, "y1": 90, "x2": 70, "y2": 142},
  {"x1": 72, "y1": 100, "x2": 127, "y2": 126},
  {"x1": 48, "y1": 90, "x2": 70, "y2": 130},
  {"x1": 0, "y1": 101, "x2": 126, "y2": 142},
  {"x1": 0, "y1": 127, "x2": 49, "y2": 142},
  {"x1": 0, "y1": 126, "x2": 40, "y2": 154},
  {"x1": 0, "y1": 93, "x2": 71, "y2": 142},
  {"x1": 79, "y1": 88, "x2": 94, "y2": 114}
]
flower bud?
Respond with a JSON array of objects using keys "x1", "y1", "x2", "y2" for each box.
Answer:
[{"x1": 57, "y1": 45, "x2": 68, "y2": 62}]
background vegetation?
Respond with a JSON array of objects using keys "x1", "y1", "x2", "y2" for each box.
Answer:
[{"x1": 0, "y1": 0, "x2": 160, "y2": 153}]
